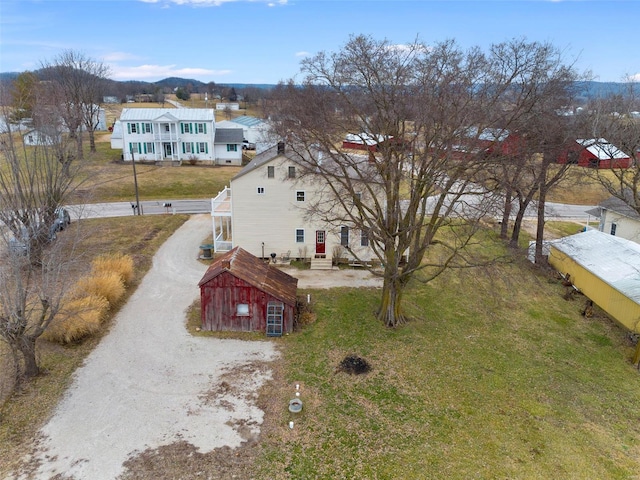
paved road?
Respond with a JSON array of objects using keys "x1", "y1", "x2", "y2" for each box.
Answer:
[
  {"x1": 68, "y1": 198, "x2": 597, "y2": 222},
  {"x1": 67, "y1": 199, "x2": 211, "y2": 219}
]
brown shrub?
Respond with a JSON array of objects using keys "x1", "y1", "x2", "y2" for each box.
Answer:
[
  {"x1": 91, "y1": 254, "x2": 135, "y2": 285},
  {"x1": 44, "y1": 296, "x2": 109, "y2": 344},
  {"x1": 75, "y1": 272, "x2": 126, "y2": 306}
]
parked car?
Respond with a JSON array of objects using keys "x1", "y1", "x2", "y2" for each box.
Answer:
[
  {"x1": 242, "y1": 140, "x2": 256, "y2": 150},
  {"x1": 7, "y1": 208, "x2": 71, "y2": 256}
]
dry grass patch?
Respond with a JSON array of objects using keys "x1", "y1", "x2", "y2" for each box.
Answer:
[
  {"x1": 91, "y1": 253, "x2": 135, "y2": 285},
  {"x1": 43, "y1": 295, "x2": 109, "y2": 344}
]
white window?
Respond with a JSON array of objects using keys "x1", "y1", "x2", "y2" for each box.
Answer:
[
  {"x1": 236, "y1": 304, "x2": 249, "y2": 316},
  {"x1": 227, "y1": 144, "x2": 238, "y2": 152},
  {"x1": 197, "y1": 123, "x2": 204, "y2": 133},
  {"x1": 257, "y1": 187, "x2": 265, "y2": 194},
  {"x1": 130, "y1": 123, "x2": 137, "y2": 133},
  {"x1": 145, "y1": 142, "x2": 154, "y2": 153},
  {"x1": 267, "y1": 166, "x2": 275, "y2": 178},
  {"x1": 143, "y1": 123, "x2": 151, "y2": 133},
  {"x1": 198, "y1": 142, "x2": 207, "y2": 153},
  {"x1": 360, "y1": 230, "x2": 369, "y2": 247},
  {"x1": 296, "y1": 229, "x2": 304, "y2": 243},
  {"x1": 340, "y1": 226, "x2": 349, "y2": 247},
  {"x1": 296, "y1": 191, "x2": 305, "y2": 202},
  {"x1": 184, "y1": 143, "x2": 192, "y2": 154},
  {"x1": 288, "y1": 166, "x2": 296, "y2": 178},
  {"x1": 129, "y1": 142, "x2": 139, "y2": 154}
]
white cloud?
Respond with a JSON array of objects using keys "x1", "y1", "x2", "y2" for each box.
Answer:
[
  {"x1": 109, "y1": 64, "x2": 231, "y2": 80},
  {"x1": 102, "y1": 52, "x2": 141, "y2": 62},
  {"x1": 629, "y1": 73, "x2": 640, "y2": 82},
  {"x1": 295, "y1": 51, "x2": 310, "y2": 57}
]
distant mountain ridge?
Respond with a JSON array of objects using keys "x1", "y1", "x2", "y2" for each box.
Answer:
[{"x1": 0, "y1": 71, "x2": 636, "y2": 100}]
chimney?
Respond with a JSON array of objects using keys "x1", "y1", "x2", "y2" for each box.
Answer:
[{"x1": 277, "y1": 141, "x2": 285, "y2": 155}]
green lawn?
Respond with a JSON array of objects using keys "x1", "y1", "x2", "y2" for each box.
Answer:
[
  {"x1": 256, "y1": 257, "x2": 640, "y2": 479},
  {"x1": 72, "y1": 142, "x2": 240, "y2": 203}
]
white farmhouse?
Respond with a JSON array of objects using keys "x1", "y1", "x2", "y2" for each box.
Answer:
[
  {"x1": 211, "y1": 143, "x2": 378, "y2": 269},
  {"x1": 113, "y1": 108, "x2": 243, "y2": 165}
]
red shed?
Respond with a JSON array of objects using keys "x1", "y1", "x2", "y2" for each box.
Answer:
[
  {"x1": 557, "y1": 138, "x2": 632, "y2": 169},
  {"x1": 198, "y1": 247, "x2": 298, "y2": 336}
]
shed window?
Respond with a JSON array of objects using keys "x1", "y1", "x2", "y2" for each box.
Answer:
[
  {"x1": 296, "y1": 191, "x2": 305, "y2": 202},
  {"x1": 236, "y1": 304, "x2": 249, "y2": 316},
  {"x1": 296, "y1": 229, "x2": 304, "y2": 243},
  {"x1": 227, "y1": 144, "x2": 237, "y2": 152},
  {"x1": 611, "y1": 223, "x2": 617, "y2": 236},
  {"x1": 266, "y1": 302, "x2": 284, "y2": 337},
  {"x1": 257, "y1": 186, "x2": 265, "y2": 195},
  {"x1": 267, "y1": 166, "x2": 274, "y2": 178},
  {"x1": 288, "y1": 166, "x2": 296, "y2": 178}
]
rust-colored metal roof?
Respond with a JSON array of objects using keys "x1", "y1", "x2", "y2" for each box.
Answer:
[{"x1": 198, "y1": 247, "x2": 298, "y2": 306}]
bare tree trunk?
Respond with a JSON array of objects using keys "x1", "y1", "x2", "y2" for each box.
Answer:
[
  {"x1": 76, "y1": 129, "x2": 84, "y2": 160},
  {"x1": 378, "y1": 275, "x2": 405, "y2": 327},
  {"x1": 17, "y1": 336, "x2": 39, "y2": 378},
  {"x1": 500, "y1": 187, "x2": 513, "y2": 239},
  {"x1": 535, "y1": 179, "x2": 548, "y2": 264},
  {"x1": 509, "y1": 200, "x2": 529, "y2": 248},
  {"x1": 88, "y1": 128, "x2": 96, "y2": 153}
]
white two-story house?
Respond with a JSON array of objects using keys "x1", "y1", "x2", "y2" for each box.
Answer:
[
  {"x1": 211, "y1": 143, "x2": 378, "y2": 267},
  {"x1": 113, "y1": 108, "x2": 243, "y2": 165}
]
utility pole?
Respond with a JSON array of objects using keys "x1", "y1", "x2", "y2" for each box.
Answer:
[{"x1": 130, "y1": 146, "x2": 141, "y2": 215}]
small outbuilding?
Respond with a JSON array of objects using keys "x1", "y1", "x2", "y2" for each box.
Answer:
[
  {"x1": 198, "y1": 247, "x2": 298, "y2": 335},
  {"x1": 548, "y1": 230, "x2": 640, "y2": 333}
]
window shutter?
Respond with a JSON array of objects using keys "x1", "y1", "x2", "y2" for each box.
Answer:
[
  {"x1": 192, "y1": 142, "x2": 195, "y2": 153},
  {"x1": 205, "y1": 143, "x2": 208, "y2": 154},
  {"x1": 128, "y1": 142, "x2": 132, "y2": 153},
  {"x1": 182, "y1": 143, "x2": 185, "y2": 154},
  {"x1": 180, "y1": 123, "x2": 184, "y2": 134},
  {"x1": 127, "y1": 123, "x2": 131, "y2": 134},
  {"x1": 143, "y1": 143, "x2": 147, "y2": 154},
  {"x1": 204, "y1": 123, "x2": 207, "y2": 134}
]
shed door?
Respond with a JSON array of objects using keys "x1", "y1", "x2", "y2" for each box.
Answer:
[{"x1": 266, "y1": 302, "x2": 284, "y2": 337}]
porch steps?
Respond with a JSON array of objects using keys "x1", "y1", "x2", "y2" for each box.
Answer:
[{"x1": 310, "y1": 257, "x2": 333, "y2": 270}]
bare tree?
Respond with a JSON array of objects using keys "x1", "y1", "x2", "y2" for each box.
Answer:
[
  {"x1": 267, "y1": 35, "x2": 578, "y2": 327},
  {"x1": 0, "y1": 97, "x2": 81, "y2": 381},
  {"x1": 40, "y1": 50, "x2": 110, "y2": 158}
]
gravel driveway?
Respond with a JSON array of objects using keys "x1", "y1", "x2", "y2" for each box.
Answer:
[
  {"x1": 18, "y1": 215, "x2": 278, "y2": 480},
  {"x1": 15, "y1": 215, "x2": 382, "y2": 479}
]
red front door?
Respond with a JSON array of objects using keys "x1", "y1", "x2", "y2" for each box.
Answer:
[{"x1": 315, "y1": 230, "x2": 326, "y2": 255}]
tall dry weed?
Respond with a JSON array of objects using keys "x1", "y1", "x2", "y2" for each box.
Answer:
[
  {"x1": 43, "y1": 295, "x2": 109, "y2": 344},
  {"x1": 91, "y1": 254, "x2": 135, "y2": 285},
  {"x1": 75, "y1": 272, "x2": 126, "y2": 306}
]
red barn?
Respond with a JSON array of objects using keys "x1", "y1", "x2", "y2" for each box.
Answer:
[
  {"x1": 558, "y1": 138, "x2": 632, "y2": 169},
  {"x1": 198, "y1": 247, "x2": 298, "y2": 336}
]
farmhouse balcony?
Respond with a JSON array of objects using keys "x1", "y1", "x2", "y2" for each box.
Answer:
[{"x1": 153, "y1": 133, "x2": 180, "y2": 142}]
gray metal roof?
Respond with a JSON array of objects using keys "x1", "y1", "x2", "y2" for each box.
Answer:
[
  {"x1": 214, "y1": 128, "x2": 243, "y2": 144},
  {"x1": 120, "y1": 108, "x2": 215, "y2": 122},
  {"x1": 550, "y1": 229, "x2": 640, "y2": 303},
  {"x1": 228, "y1": 115, "x2": 264, "y2": 128},
  {"x1": 599, "y1": 195, "x2": 640, "y2": 220}
]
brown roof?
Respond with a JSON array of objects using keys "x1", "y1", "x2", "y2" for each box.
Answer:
[{"x1": 198, "y1": 247, "x2": 298, "y2": 306}]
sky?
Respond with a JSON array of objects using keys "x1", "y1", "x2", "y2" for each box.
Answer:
[{"x1": 0, "y1": 0, "x2": 638, "y2": 85}]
